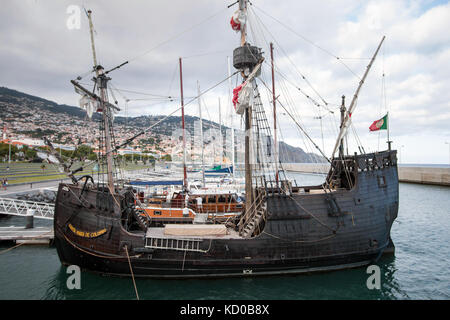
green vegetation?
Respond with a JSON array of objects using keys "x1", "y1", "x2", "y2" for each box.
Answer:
[
  {"x1": 0, "y1": 143, "x2": 18, "y2": 160},
  {"x1": 161, "y1": 154, "x2": 172, "y2": 161},
  {"x1": 17, "y1": 128, "x2": 57, "y2": 138},
  {"x1": 0, "y1": 162, "x2": 153, "y2": 185}
]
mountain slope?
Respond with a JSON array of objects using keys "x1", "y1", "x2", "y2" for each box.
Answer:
[{"x1": 0, "y1": 86, "x2": 326, "y2": 163}]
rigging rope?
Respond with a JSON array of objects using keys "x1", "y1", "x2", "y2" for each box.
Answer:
[
  {"x1": 244, "y1": 9, "x2": 332, "y2": 170},
  {"x1": 249, "y1": 7, "x2": 330, "y2": 106},
  {"x1": 251, "y1": 4, "x2": 362, "y2": 81},
  {"x1": 124, "y1": 245, "x2": 140, "y2": 300},
  {"x1": 69, "y1": 71, "x2": 239, "y2": 175},
  {"x1": 126, "y1": 6, "x2": 228, "y2": 64},
  {"x1": 258, "y1": 78, "x2": 330, "y2": 163},
  {"x1": 0, "y1": 230, "x2": 54, "y2": 255}
]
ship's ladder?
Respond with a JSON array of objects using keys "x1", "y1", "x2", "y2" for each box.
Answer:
[
  {"x1": 238, "y1": 187, "x2": 267, "y2": 238},
  {"x1": 130, "y1": 195, "x2": 150, "y2": 230},
  {"x1": 145, "y1": 237, "x2": 208, "y2": 253}
]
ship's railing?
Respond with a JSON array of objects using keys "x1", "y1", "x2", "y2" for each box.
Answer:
[
  {"x1": 0, "y1": 197, "x2": 54, "y2": 220},
  {"x1": 145, "y1": 237, "x2": 208, "y2": 253},
  {"x1": 331, "y1": 150, "x2": 397, "y2": 173},
  {"x1": 326, "y1": 150, "x2": 397, "y2": 188}
]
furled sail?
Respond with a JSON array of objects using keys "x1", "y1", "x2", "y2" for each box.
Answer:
[
  {"x1": 230, "y1": 9, "x2": 245, "y2": 32},
  {"x1": 231, "y1": 61, "x2": 262, "y2": 115},
  {"x1": 232, "y1": 82, "x2": 253, "y2": 115},
  {"x1": 78, "y1": 94, "x2": 96, "y2": 119}
]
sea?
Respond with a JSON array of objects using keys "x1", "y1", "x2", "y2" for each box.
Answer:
[{"x1": 0, "y1": 172, "x2": 449, "y2": 300}]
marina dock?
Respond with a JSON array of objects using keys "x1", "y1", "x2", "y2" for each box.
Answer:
[{"x1": 0, "y1": 227, "x2": 54, "y2": 244}]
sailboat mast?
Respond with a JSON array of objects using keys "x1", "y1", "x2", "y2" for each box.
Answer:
[
  {"x1": 179, "y1": 57, "x2": 188, "y2": 189},
  {"x1": 270, "y1": 42, "x2": 279, "y2": 185},
  {"x1": 197, "y1": 81, "x2": 205, "y2": 187},
  {"x1": 227, "y1": 56, "x2": 235, "y2": 180},
  {"x1": 218, "y1": 97, "x2": 224, "y2": 166},
  {"x1": 87, "y1": 10, "x2": 114, "y2": 192}
]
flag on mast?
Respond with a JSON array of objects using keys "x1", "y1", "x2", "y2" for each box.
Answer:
[{"x1": 369, "y1": 114, "x2": 388, "y2": 131}]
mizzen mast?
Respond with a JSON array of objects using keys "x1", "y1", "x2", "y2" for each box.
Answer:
[{"x1": 330, "y1": 36, "x2": 386, "y2": 159}]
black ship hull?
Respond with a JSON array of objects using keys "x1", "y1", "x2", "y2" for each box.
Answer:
[
  {"x1": 55, "y1": 235, "x2": 383, "y2": 278},
  {"x1": 54, "y1": 151, "x2": 398, "y2": 278}
]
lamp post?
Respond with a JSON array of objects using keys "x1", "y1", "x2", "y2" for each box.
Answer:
[
  {"x1": 399, "y1": 145, "x2": 405, "y2": 164},
  {"x1": 445, "y1": 142, "x2": 450, "y2": 166}
]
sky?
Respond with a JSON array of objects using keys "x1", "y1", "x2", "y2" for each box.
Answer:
[{"x1": 1, "y1": 0, "x2": 449, "y2": 164}]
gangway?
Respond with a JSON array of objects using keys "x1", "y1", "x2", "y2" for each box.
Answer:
[{"x1": 0, "y1": 197, "x2": 54, "y2": 220}]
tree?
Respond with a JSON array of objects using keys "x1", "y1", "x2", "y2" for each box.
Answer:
[
  {"x1": 88, "y1": 153, "x2": 97, "y2": 161},
  {"x1": 0, "y1": 143, "x2": 17, "y2": 160},
  {"x1": 124, "y1": 154, "x2": 133, "y2": 163},
  {"x1": 74, "y1": 144, "x2": 95, "y2": 161},
  {"x1": 25, "y1": 148, "x2": 37, "y2": 160},
  {"x1": 74, "y1": 145, "x2": 93, "y2": 158}
]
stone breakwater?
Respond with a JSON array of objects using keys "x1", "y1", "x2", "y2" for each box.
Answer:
[
  {"x1": 10, "y1": 189, "x2": 57, "y2": 203},
  {"x1": 283, "y1": 163, "x2": 450, "y2": 187}
]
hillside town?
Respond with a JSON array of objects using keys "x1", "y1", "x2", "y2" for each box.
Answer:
[
  {"x1": 0, "y1": 86, "x2": 324, "y2": 165},
  {"x1": 0, "y1": 88, "x2": 176, "y2": 162}
]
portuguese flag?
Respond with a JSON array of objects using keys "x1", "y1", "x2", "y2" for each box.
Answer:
[{"x1": 369, "y1": 114, "x2": 388, "y2": 131}]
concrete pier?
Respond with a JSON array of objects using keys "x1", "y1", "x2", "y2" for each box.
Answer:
[{"x1": 283, "y1": 163, "x2": 450, "y2": 187}]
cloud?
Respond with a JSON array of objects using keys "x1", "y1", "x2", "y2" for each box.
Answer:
[{"x1": 0, "y1": 0, "x2": 449, "y2": 163}]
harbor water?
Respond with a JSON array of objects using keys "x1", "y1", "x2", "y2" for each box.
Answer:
[{"x1": 0, "y1": 173, "x2": 449, "y2": 300}]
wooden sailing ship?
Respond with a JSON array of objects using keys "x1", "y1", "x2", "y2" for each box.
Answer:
[{"x1": 52, "y1": 2, "x2": 398, "y2": 278}]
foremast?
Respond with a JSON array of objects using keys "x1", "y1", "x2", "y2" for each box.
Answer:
[{"x1": 87, "y1": 10, "x2": 116, "y2": 193}]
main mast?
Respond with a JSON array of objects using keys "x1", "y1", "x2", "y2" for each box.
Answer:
[
  {"x1": 232, "y1": 0, "x2": 263, "y2": 209},
  {"x1": 240, "y1": 0, "x2": 253, "y2": 209},
  {"x1": 87, "y1": 10, "x2": 115, "y2": 192}
]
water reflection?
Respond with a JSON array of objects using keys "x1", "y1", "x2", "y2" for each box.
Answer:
[
  {"x1": 42, "y1": 266, "x2": 68, "y2": 300},
  {"x1": 378, "y1": 255, "x2": 410, "y2": 299},
  {"x1": 36, "y1": 253, "x2": 408, "y2": 300}
]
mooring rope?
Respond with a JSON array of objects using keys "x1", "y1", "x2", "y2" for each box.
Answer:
[
  {"x1": 0, "y1": 230, "x2": 54, "y2": 255},
  {"x1": 124, "y1": 245, "x2": 140, "y2": 300},
  {"x1": 0, "y1": 242, "x2": 25, "y2": 255}
]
